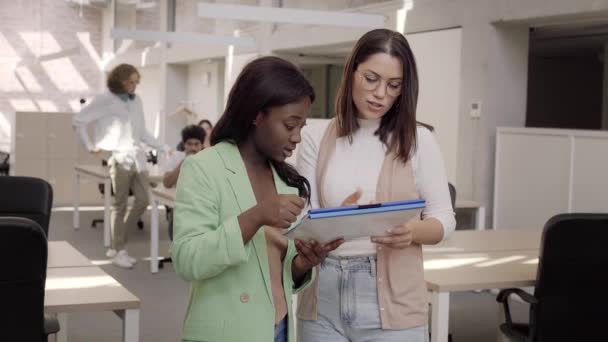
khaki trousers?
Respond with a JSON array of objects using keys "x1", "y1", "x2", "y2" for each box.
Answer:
[{"x1": 109, "y1": 160, "x2": 150, "y2": 251}]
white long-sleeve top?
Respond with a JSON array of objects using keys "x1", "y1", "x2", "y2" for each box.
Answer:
[
  {"x1": 72, "y1": 92, "x2": 168, "y2": 171},
  {"x1": 296, "y1": 118, "x2": 456, "y2": 256}
]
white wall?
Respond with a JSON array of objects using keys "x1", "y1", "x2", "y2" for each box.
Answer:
[
  {"x1": 223, "y1": 53, "x2": 261, "y2": 107},
  {"x1": 137, "y1": 66, "x2": 161, "y2": 141},
  {"x1": 407, "y1": 28, "x2": 462, "y2": 185},
  {"x1": 165, "y1": 64, "x2": 189, "y2": 147},
  {"x1": 188, "y1": 60, "x2": 225, "y2": 125}
]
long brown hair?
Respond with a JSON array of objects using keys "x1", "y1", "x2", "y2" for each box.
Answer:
[
  {"x1": 335, "y1": 29, "x2": 427, "y2": 163},
  {"x1": 211, "y1": 56, "x2": 314, "y2": 201},
  {"x1": 107, "y1": 64, "x2": 139, "y2": 94}
]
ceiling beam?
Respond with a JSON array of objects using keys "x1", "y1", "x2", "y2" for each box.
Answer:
[
  {"x1": 197, "y1": 3, "x2": 386, "y2": 28},
  {"x1": 110, "y1": 29, "x2": 256, "y2": 47}
]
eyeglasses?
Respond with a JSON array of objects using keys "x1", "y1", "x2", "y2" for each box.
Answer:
[{"x1": 355, "y1": 70, "x2": 402, "y2": 97}]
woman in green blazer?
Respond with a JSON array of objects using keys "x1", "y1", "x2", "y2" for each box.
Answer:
[{"x1": 171, "y1": 56, "x2": 344, "y2": 342}]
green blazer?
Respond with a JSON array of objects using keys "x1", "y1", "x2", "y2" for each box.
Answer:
[{"x1": 171, "y1": 142, "x2": 313, "y2": 342}]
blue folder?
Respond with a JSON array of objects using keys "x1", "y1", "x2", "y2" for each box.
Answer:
[{"x1": 284, "y1": 199, "x2": 426, "y2": 243}]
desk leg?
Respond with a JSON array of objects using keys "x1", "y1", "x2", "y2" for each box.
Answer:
[
  {"x1": 73, "y1": 173, "x2": 80, "y2": 230},
  {"x1": 475, "y1": 206, "x2": 486, "y2": 230},
  {"x1": 57, "y1": 313, "x2": 68, "y2": 342},
  {"x1": 123, "y1": 309, "x2": 140, "y2": 342},
  {"x1": 430, "y1": 291, "x2": 450, "y2": 342},
  {"x1": 104, "y1": 178, "x2": 112, "y2": 248},
  {"x1": 150, "y1": 198, "x2": 159, "y2": 273}
]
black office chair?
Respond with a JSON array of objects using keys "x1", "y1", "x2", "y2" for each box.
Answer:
[
  {"x1": 0, "y1": 176, "x2": 53, "y2": 237},
  {"x1": 496, "y1": 213, "x2": 608, "y2": 342},
  {"x1": 0, "y1": 151, "x2": 9, "y2": 176},
  {"x1": 91, "y1": 159, "x2": 144, "y2": 230},
  {"x1": 0, "y1": 176, "x2": 60, "y2": 339},
  {"x1": 0, "y1": 216, "x2": 55, "y2": 342}
]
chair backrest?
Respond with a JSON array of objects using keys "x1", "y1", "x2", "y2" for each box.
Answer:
[
  {"x1": 0, "y1": 176, "x2": 53, "y2": 236},
  {"x1": 533, "y1": 213, "x2": 608, "y2": 341},
  {"x1": 0, "y1": 217, "x2": 47, "y2": 341},
  {"x1": 448, "y1": 182, "x2": 456, "y2": 209}
]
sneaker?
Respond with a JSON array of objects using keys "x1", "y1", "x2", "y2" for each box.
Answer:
[
  {"x1": 107, "y1": 249, "x2": 136, "y2": 264},
  {"x1": 112, "y1": 250, "x2": 134, "y2": 268}
]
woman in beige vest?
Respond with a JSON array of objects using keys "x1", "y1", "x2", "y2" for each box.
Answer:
[{"x1": 295, "y1": 29, "x2": 456, "y2": 341}]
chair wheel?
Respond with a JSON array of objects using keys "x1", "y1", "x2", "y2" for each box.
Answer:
[{"x1": 137, "y1": 220, "x2": 144, "y2": 230}]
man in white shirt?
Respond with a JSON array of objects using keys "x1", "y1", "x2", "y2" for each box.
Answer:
[
  {"x1": 162, "y1": 125, "x2": 206, "y2": 242},
  {"x1": 162, "y1": 124, "x2": 206, "y2": 188},
  {"x1": 73, "y1": 64, "x2": 169, "y2": 268}
]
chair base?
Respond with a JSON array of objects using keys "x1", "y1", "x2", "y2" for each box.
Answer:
[{"x1": 500, "y1": 323, "x2": 530, "y2": 342}]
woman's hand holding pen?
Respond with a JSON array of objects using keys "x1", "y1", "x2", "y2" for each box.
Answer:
[
  {"x1": 255, "y1": 194, "x2": 305, "y2": 228},
  {"x1": 239, "y1": 194, "x2": 304, "y2": 244}
]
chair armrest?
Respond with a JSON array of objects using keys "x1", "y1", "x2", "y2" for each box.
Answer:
[
  {"x1": 496, "y1": 288, "x2": 538, "y2": 335},
  {"x1": 497, "y1": 288, "x2": 537, "y2": 305}
]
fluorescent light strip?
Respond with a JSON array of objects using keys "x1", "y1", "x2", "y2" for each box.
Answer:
[
  {"x1": 198, "y1": 3, "x2": 386, "y2": 28},
  {"x1": 110, "y1": 29, "x2": 256, "y2": 47}
]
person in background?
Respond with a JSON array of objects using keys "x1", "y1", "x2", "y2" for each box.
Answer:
[
  {"x1": 171, "y1": 56, "x2": 343, "y2": 342},
  {"x1": 73, "y1": 63, "x2": 170, "y2": 269},
  {"x1": 163, "y1": 125, "x2": 206, "y2": 188},
  {"x1": 198, "y1": 119, "x2": 213, "y2": 148},
  {"x1": 296, "y1": 29, "x2": 456, "y2": 341},
  {"x1": 162, "y1": 124, "x2": 206, "y2": 243}
]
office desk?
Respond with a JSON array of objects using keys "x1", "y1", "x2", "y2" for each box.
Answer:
[
  {"x1": 454, "y1": 200, "x2": 486, "y2": 230},
  {"x1": 149, "y1": 186, "x2": 176, "y2": 273},
  {"x1": 424, "y1": 229, "x2": 542, "y2": 254},
  {"x1": 424, "y1": 250, "x2": 538, "y2": 342},
  {"x1": 73, "y1": 165, "x2": 162, "y2": 248},
  {"x1": 45, "y1": 266, "x2": 141, "y2": 342},
  {"x1": 48, "y1": 241, "x2": 93, "y2": 268}
]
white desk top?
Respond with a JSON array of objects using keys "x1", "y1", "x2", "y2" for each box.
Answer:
[
  {"x1": 75, "y1": 164, "x2": 163, "y2": 182},
  {"x1": 45, "y1": 266, "x2": 140, "y2": 313},
  {"x1": 424, "y1": 250, "x2": 538, "y2": 292},
  {"x1": 424, "y1": 229, "x2": 542, "y2": 254},
  {"x1": 48, "y1": 241, "x2": 92, "y2": 268}
]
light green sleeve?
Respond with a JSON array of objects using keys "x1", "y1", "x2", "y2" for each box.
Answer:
[{"x1": 171, "y1": 157, "x2": 251, "y2": 281}]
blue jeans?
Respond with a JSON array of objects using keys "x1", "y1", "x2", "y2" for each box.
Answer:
[
  {"x1": 298, "y1": 255, "x2": 429, "y2": 342},
  {"x1": 274, "y1": 316, "x2": 287, "y2": 342}
]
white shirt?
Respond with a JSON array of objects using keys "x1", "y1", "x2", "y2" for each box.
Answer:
[
  {"x1": 163, "y1": 151, "x2": 185, "y2": 173},
  {"x1": 296, "y1": 118, "x2": 456, "y2": 256},
  {"x1": 72, "y1": 92, "x2": 168, "y2": 171}
]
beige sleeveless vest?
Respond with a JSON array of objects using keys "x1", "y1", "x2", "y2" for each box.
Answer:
[{"x1": 296, "y1": 119, "x2": 428, "y2": 329}]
